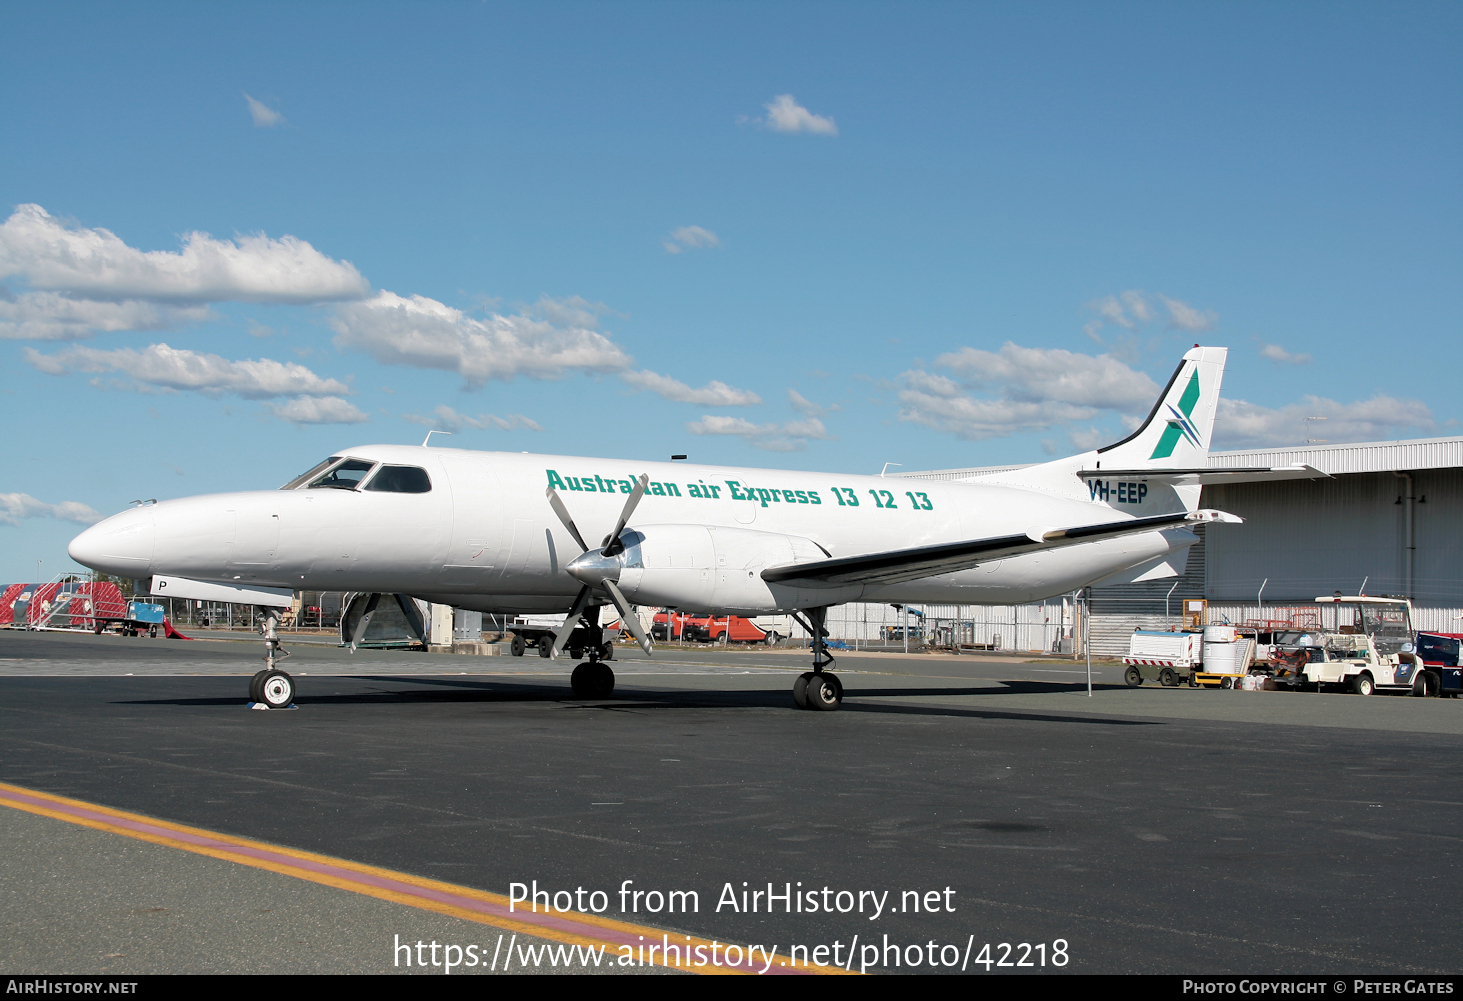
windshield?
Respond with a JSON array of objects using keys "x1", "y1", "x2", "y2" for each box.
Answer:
[
  {"x1": 363, "y1": 465, "x2": 433, "y2": 494},
  {"x1": 1359, "y1": 602, "x2": 1412, "y2": 656},
  {"x1": 281, "y1": 457, "x2": 340, "y2": 490},
  {"x1": 308, "y1": 458, "x2": 377, "y2": 490}
]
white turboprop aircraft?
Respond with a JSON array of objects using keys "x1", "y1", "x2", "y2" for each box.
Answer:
[{"x1": 68, "y1": 345, "x2": 1323, "y2": 711}]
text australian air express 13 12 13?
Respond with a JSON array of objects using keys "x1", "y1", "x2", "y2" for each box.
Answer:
[{"x1": 66, "y1": 345, "x2": 1326, "y2": 711}]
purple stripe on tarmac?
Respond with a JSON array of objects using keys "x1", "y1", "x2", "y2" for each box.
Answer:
[{"x1": 0, "y1": 786, "x2": 812, "y2": 975}]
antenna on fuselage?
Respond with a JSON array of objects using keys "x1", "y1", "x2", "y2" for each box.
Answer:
[{"x1": 421, "y1": 430, "x2": 452, "y2": 447}]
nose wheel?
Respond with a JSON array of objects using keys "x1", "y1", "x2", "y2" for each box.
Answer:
[{"x1": 248, "y1": 609, "x2": 296, "y2": 709}]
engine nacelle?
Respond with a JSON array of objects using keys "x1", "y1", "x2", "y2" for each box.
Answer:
[{"x1": 600, "y1": 524, "x2": 863, "y2": 614}]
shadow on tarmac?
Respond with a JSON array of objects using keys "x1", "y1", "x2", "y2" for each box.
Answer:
[{"x1": 113, "y1": 676, "x2": 1161, "y2": 726}]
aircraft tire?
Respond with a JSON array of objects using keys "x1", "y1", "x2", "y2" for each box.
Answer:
[
  {"x1": 509, "y1": 634, "x2": 526, "y2": 657},
  {"x1": 571, "y1": 663, "x2": 593, "y2": 698},
  {"x1": 1124, "y1": 666, "x2": 1142, "y2": 688},
  {"x1": 805, "y1": 672, "x2": 843, "y2": 711},
  {"x1": 248, "y1": 670, "x2": 268, "y2": 703},
  {"x1": 792, "y1": 672, "x2": 814, "y2": 709},
  {"x1": 259, "y1": 670, "x2": 294, "y2": 709},
  {"x1": 594, "y1": 663, "x2": 615, "y2": 697}
]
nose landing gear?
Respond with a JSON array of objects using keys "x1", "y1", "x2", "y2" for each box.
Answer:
[
  {"x1": 248, "y1": 609, "x2": 295, "y2": 709},
  {"x1": 791, "y1": 607, "x2": 843, "y2": 711}
]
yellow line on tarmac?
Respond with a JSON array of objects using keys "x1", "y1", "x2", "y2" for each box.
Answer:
[{"x1": 0, "y1": 781, "x2": 852, "y2": 975}]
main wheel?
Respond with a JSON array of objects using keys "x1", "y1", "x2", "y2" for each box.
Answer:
[
  {"x1": 792, "y1": 672, "x2": 814, "y2": 709},
  {"x1": 248, "y1": 669, "x2": 269, "y2": 703},
  {"x1": 592, "y1": 663, "x2": 615, "y2": 697},
  {"x1": 258, "y1": 670, "x2": 294, "y2": 708},
  {"x1": 805, "y1": 672, "x2": 843, "y2": 711},
  {"x1": 510, "y1": 634, "x2": 526, "y2": 657},
  {"x1": 1124, "y1": 666, "x2": 1143, "y2": 688},
  {"x1": 1352, "y1": 673, "x2": 1375, "y2": 696},
  {"x1": 571, "y1": 663, "x2": 615, "y2": 698},
  {"x1": 571, "y1": 663, "x2": 594, "y2": 697},
  {"x1": 537, "y1": 635, "x2": 553, "y2": 658},
  {"x1": 1159, "y1": 667, "x2": 1177, "y2": 688},
  {"x1": 600, "y1": 643, "x2": 614, "y2": 661}
]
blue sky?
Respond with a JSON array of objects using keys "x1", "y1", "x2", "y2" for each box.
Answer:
[{"x1": 2, "y1": 1, "x2": 1459, "y2": 582}]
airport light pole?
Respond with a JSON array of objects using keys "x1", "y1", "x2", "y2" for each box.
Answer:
[{"x1": 1084, "y1": 586, "x2": 1093, "y2": 697}]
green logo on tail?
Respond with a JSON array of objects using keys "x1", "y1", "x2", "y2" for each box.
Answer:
[{"x1": 1149, "y1": 371, "x2": 1203, "y2": 460}]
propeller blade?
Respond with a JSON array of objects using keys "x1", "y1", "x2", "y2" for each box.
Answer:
[
  {"x1": 602, "y1": 579, "x2": 652, "y2": 656},
  {"x1": 603, "y1": 474, "x2": 650, "y2": 556},
  {"x1": 545, "y1": 486, "x2": 589, "y2": 552},
  {"x1": 550, "y1": 585, "x2": 593, "y2": 659}
]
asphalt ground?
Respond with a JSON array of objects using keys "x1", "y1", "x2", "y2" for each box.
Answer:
[{"x1": 2, "y1": 628, "x2": 1462, "y2": 976}]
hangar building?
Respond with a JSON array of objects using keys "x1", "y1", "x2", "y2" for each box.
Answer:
[{"x1": 817, "y1": 435, "x2": 1463, "y2": 657}]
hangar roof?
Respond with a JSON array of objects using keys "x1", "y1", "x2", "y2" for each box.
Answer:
[{"x1": 904, "y1": 434, "x2": 1463, "y2": 481}]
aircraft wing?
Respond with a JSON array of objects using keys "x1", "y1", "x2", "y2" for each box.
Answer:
[
  {"x1": 761, "y1": 509, "x2": 1241, "y2": 587},
  {"x1": 1078, "y1": 464, "x2": 1328, "y2": 485}
]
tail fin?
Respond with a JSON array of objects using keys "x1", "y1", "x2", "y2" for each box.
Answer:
[
  {"x1": 968, "y1": 345, "x2": 1228, "y2": 510},
  {"x1": 1095, "y1": 345, "x2": 1226, "y2": 470}
]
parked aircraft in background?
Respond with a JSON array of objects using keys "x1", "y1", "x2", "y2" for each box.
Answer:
[{"x1": 68, "y1": 345, "x2": 1323, "y2": 711}]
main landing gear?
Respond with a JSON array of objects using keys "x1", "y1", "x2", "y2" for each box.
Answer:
[
  {"x1": 248, "y1": 609, "x2": 295, "y2": 709},
  {"x1": 791, "y1": 607, "x2": 843, "y2": 711},
  {"x1": 566, "y1": 604, "x2": 616, "y2": 699}
]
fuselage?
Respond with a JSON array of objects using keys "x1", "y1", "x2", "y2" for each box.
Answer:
[{"x1": 68, "y1": 444, "x2": 1196, "y2": 615}]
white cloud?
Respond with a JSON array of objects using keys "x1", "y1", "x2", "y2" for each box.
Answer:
[
  {"x1": 1084, "y1": 289, "x2": 1217, "y2": 338},
  {"x1": 1259, "y1": 343, "x2": 1312, "y2": 365},
  {"x1": 1158, "y1": 294, "x2": 1217, "y2": 333},
  {"x1": 621, "y1": 370, "x2": 760, "y2": 406},
  {"x1": 243, "y1": 93, "x2": 285, "y2": 128},
  {"x1": 1215, "y1": 395, "x2": 1435, "y2": 449},
  {"x1": 403, "y1": 406, "x2": 543, "y2": 433},
  {"x1": 763, "y1": 95, "x2": 838, "y2": 136},
  {"x1": 895, "y1": 343, "x2": 1161, "y2": 442},
  {"x1": 267, "y1": 396, "x2": 369, "y2": 425},
  {"x1": 663, "y1": 226, "x2": 721, "y2": 255},
  {"x1": 686, "y1": 414, "x2": 832, "y2": 452},
  {"x1": 331, "y1": 290, "x2": 631, "y2": 387},
  {"x1": 25, "y1": 343, "x2": 351, "y2": 399},
  {"x1": 788, "y1": 389, "x2": 840, "y2": 417},
  {"x1": 0, "y1": 204, "x2": 369, "y2": 306},
  {"x1": 935, "y1": 343, "x2": 1161, "y2": 411},
  {"x1": 0, "y1": 291, "x2": 210, "y2": 340},
  {"x1": 0, "y1": 493, "x2": 103, "y2": 527}
]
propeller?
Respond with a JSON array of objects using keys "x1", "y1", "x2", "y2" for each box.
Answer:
[{"x1": 545, "y1": 474, "x2": 654, "y2": 658}]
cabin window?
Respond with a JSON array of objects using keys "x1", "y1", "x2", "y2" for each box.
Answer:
[
  {"x1": 308, "y1": 459, "x2": 377, "y2": 490},
  {"x1": 363, "y1": 465, "x2": 433, "y2": 494},
  {"x1": 281, "y1": 457, "x2": 341, "y2": 490}
]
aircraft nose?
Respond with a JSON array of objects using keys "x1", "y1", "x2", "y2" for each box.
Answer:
[
  {"x1": 68, "y1": 506, "x2": 155, "y2": 578},
  {"x1": 567, "y1": 549, "x2": 621, "y2": 586}
]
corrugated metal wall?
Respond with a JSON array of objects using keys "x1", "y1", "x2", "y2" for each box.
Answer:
[{"x1": 1202, "y1": 469, "x2": 1463, "y2": 605}]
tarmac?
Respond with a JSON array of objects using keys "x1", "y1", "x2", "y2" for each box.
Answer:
[{"x1": 3, "y1": 627, "x2": 1462, "y2": 975}]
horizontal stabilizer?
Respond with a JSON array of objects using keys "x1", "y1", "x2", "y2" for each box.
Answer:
[
  {"x1": 762, "y1": 509, "x2": 1241, "y2": 587},
  {"x1": 1078, "y1": 464, "x2": 1328, "y2": 485}
]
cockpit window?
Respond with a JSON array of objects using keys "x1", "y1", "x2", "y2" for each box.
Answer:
[
  {"x1": 281, "y1": 457, "x2": 341, "y2": 490},
  {"x1": 308, "y1": 459, "x2": 377, "y2": 490},
  {"x1": 363, "y1": 465, "x2": 433, "y2": 494}
]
